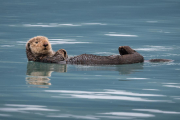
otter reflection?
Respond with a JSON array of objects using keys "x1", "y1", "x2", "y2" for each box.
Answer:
[
  {"x1": 74, "y1": 63, "x2": 144, "y2": 75},
  {"x1": 26, "y1": 62, "x2": 67, "y2": 88},
  {"x1": 26, "y1": 62, "x2": 144, "y2": 87}
]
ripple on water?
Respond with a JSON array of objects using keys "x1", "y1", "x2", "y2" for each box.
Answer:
[
  {"x1": 134, "y1": 45, "x2": 174, "y2": 51},
  {"x1": 99, "y1": 112, "x2": 155, "y2": 118},
  {"x1": 126, "y1": 78, "x2": 149, "y2": 80},
  {"x1": 163, "y1": 85, "x2": 180, "y2": 89},
  {"x1": 44, "y1": 89, "x2": 171, "y2": 102},
  {"x1": 17, "y1": 38, "x2": 90, "y2": 45},
  {"x1": 0, "y1": 45, "x2": 14, "y2": 47},
  {"x1": 23, "y1": 23, "x2": 81, "y2": 27},
  {"x1": 18, "y1": 22, "x2": 107, "y2": 28},
  {"x1": 142, "y1": 89, "x2": 160, "y2": 91},
  {"x1": 49, "y1": 39, "x2": 90, "y2": 45},
  {"x1": 133, "y1": 109, "x2": 180, "y2": 114},
  {"x1": 0, "y1": 114, "x2": 11, "y2": 117},
  {"x1": 0, "y1": 104, "x2": 59, "y2": 113},
  {"x1": 105, "y1": 32, "x2": 138, "y2": 37}
]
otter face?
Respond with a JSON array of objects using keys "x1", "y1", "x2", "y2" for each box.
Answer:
[{"x1": 26, "y1": 36, "x2": 53, "y2": 56}]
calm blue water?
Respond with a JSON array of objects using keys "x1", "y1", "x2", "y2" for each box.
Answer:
[{"x1": 0, "y1": 0, "x2": 180, "y2": 120}]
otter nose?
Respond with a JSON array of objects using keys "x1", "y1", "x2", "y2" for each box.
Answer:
[{"x1": 43, "y1": 43, "x2": 48, "y2": 47}]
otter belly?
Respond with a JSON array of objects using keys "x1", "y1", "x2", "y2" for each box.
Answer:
[{"x1": 67, "y1": 52, "x2": 144, "y2": 65}]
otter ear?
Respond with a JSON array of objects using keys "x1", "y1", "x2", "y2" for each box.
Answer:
[
  {"x1": 26, "y1": 42, "x2": 31, "y2": 50},
  {"x1": 26, "y1": 42, "x2": 36, "y2": 61},
  {"x1": 57, "y1": 49, "x2": 68, "y2": 59}
]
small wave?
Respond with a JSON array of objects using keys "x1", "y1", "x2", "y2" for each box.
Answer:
[
  {"x1": 49, "y1": 39, "x2": 90, "y2": 45},
  {"x1": 65, "y1": 94, "x2": 167, "y2": 102},
  {"x1": 163, "y1": 83, "x2": 180, "y2": 88},
  {"x1": 105, "y1": 33, "x2": 138, "y2": 37},
  {"x1": 22, "y1": 22, "x2": 106, "y2": 28},
  {"x1": 58, "y1": 24, "x2": 81, "y2": 26},
  {"x1": 0, "y1": 114, "x2": 11, "y2": 117},
  {"x1": 146, "y1": 21, "x2": 158, "y2": 23},
  {"x1": 1, "y1": 45, "x2": 14, "y2": 47},
  {"x1": 17, "y1": 41, "x2": 26, "y2": 44},
  {"x1": 99, "y1": 112, "x2": 154, "y2": 118},
  {"x1": 135, "y1": 46, "x2": 173, "y2": 51},
  {"x1": 161, "y1": 53, "x2": 180, "y2": 57},
  {"x1": 142, "y1": 89, "x2": 160, "y2": 91},
  {"x1": 0, "y1": 104, "x2": 59, "y2": 113},
  {"x1": 17, "y1": 39, "x2": 90, "y2": 45},
  {"x1": 44, "y1": 89, "x2": 170, "y2": 102},
  {"x1": 162, "y1": 83, "x2": 180, "y2": 85},
  {"x1": 45, "y1": 89, "x2": 165, "y2": 97},
  {"x1": 95, "y1": 75, "x2": 102, "y2": 76},
  {"x1": 47, "y1": 114, "x2": 98, "y2": 120},
  {"x1": 126, "y1": 78, "x2": 149, "y2": 80},
  {"x1": 174, "y1": 98, "x2": 180, "y2": 100},
  {"x1": 82, "y1": 23, "x2": 107, "y2": 25},
  {"x1": 23, "y1": 23, "x2": 81, "y2": 27},
  {"x1": 133, "y1": 109, "x2": 180, "y2": 114},
  {"x1": 48, "y1": 39, "x2": 76, "y2": 41},
  {"x1": 50, "y1": 41, "x2": 90, "y2": 44},
  {"x1": 47, "y1": 113, "x2": 134, "y2": 119},
  {"x1": 163, "y1": 85, "x2": 180, "y2": 89}
]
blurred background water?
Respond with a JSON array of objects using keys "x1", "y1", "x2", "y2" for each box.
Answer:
[{"x1": 0, "y1": 0, "x2": 180, "y2": 120}]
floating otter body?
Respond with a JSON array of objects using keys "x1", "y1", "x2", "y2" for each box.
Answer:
[
  {"x1": 26, "y1": 36, "x2": 172, "y2": 65},
  {"x1": 67, "y1": 46, "x2": 144, "y2": 65}
]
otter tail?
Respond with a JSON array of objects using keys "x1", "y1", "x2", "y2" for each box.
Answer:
[
  {"x1": 118, "y1": 46, "x2": 173, "y2": 63},
  {"x1": 148, "y1": 59, "x2": 173, "y2": 62}
]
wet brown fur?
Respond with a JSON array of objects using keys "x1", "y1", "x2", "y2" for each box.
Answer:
[
  {"x1": 26, "y1": 36, "x2": 172, "y2": 65},
  {"x1": 26, "y1": 36, "x2": 54, "y2": 57},
  {"x1": 26, "y1": 36, "x2": 68, "y2": 63}
]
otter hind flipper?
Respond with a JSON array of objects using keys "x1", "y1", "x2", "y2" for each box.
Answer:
[{"x1": 118, "y1": 46, "x2": 136, "y2": 55}]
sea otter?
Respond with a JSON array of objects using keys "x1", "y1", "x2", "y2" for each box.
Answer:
[{"x1": 26, "y1": 36, "x2": 172, "y2": 65}]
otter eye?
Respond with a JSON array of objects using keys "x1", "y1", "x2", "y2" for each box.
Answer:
[{"x1": 35, "y1": 42, "x2": 38, "y2": 44}]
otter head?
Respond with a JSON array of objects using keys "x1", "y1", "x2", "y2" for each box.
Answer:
[{"x1": 26, "y1": 36, "x2": 53, "y2": 57}]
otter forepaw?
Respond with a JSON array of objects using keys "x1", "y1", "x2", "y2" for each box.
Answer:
[{"x1": 54, "y1": 49, "x2": 68, "y2": 60}]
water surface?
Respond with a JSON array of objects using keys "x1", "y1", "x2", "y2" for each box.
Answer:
[{"x1": 0, "y1": 0, "x2": 180, "y2": 120}]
